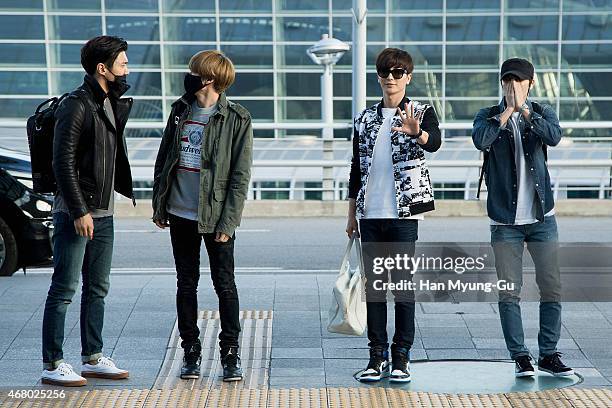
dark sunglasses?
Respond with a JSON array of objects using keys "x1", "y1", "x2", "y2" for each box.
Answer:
[{"x1": 377, "y1": 68, "x2": 408, "y2": 79}]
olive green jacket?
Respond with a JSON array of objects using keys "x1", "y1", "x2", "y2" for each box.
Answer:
[{"x1": 152, "y1": 92, "x2": 253, "y2": 236}]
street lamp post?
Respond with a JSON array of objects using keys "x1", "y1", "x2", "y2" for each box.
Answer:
[{"x1": 307, "y1": 34, "x2": 350, "y2": 201}]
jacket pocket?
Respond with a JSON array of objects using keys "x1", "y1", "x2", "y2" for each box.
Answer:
[
  {"x1": 213, "y1": 187, "x2": 228, "y2": 202},
  {"x1": 78, "y1": 178, "x2": 97, "y2": 205}
]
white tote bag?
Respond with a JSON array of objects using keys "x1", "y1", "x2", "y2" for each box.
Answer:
[{"x1": 327, "y1": 234, "x2": 367, "y2": 336}]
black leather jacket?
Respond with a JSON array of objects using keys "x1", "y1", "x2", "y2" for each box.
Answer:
[{"x1": 52, "y1": 74, "x2": 134, "y2": 219}]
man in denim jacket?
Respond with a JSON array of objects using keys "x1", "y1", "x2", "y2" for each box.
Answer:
[{"x1": 472, "y1": 58, "x2": 573, "y2": 378}]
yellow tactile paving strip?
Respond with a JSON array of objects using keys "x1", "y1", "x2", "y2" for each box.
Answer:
[
  {"x1": 2, "y1": 388, "x2": 611, "y2": 407},
  {"x1": 153, "y1": 309, "x2": 272, "y2": 390}
]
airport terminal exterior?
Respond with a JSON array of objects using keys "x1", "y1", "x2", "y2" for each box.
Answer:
[{"x1": 0, "y1": 0, "x2": 610, "y2": 200}]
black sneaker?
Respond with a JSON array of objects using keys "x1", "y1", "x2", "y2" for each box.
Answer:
[
  {"x1": 538, "y1": 352, "x2": 574, "y2": 377},
  {"x1": 390, "y1": 345, "x2": 411, "y2": 383},
  {"x1": 221, "y1": 346, "x2": 243, "y2": 382},
  {"x1": 358, "y1": 347, "x2": 389, "y2": 382},
  {"x1": 514, "y1": 355, "x2": 535, "y2": 378},
  {"x1": 180, "y1": 343, "x2": 202, "y2": 379}
]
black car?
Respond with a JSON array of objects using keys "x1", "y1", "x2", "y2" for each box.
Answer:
[{"x1": 0, "y1": 148, "x2": 54, "y2": 276}]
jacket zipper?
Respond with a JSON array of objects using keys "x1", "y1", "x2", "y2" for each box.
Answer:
[{"x1": 158, "y1": 103, "x2": 191, "y2": 209}]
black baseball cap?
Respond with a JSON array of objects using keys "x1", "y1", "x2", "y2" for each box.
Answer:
[{"x1": 500, "y1": 58, "x2": 534, "y2": 81}]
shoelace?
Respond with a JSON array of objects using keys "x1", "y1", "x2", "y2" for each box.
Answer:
[
  {"x1": 393, "y1": 352, "x2": 409, "y2": 369},
  {"x1": 97, "y1": 356, "x2": 116, "y2": 367},
  {"x1": 224, "y1": 348, "x2": 240, "y2": 366},
  {"x1": 545, "y1": 352, "x2": 565, "y2": 368},
  {"x1": 58, "y1": 363, "x2": 74, "y2": 375}
]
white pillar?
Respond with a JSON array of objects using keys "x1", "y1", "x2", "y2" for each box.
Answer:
[
  {"x1": 352, "y1": 0, "x2": 367, "y2": 119},
  {"x1": 321, "y1": 63, "x2": 334, "y2": 201}
]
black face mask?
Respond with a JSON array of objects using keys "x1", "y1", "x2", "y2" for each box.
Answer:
[
  {"x1": 105, "y1": 69, "x2": 130, "y2": 98},
  {"x1": 184, "y1": 73, "x2": 207, "y2": 95}
]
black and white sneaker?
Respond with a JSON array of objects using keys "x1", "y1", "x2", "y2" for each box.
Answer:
[
  {"x1": 358, "y1": 347, "x2": 389, "y2": 382},
  {"x1": 538, "y1": 352, "x2": 574, "y2": 377},
  {"x1": 221, "y1": 346, "x2": 244, "y2": 382},
  {"x1": 514, "y1": 355, "x2": 535, "y2": 378},
  {"x1": 390, "y1": 345, "x2": 411, "y2": 383}
]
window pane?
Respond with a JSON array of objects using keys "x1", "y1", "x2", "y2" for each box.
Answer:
[
  {"x1": 445, "y1": 99, "x2": 499, "y2": 121},
  {"x1": 277, "y1": 17, "x2": 329, "y2": 41},
  {"x1": 563, "y1": 15, "x2": 611, "y2": 41},
  {"x1": 506, "y1": 15, "x2": 558, "y2": 41},
  {"x1": 503, "y1": 44, "x2": 558, "y2": 69},
  {"x1": 507, "y1": 0, "x2": 558, "y2": 11},
  {"x1": 388, "y1": 44, "x2": 443, "y2": 69},
  {"x1": 277, "y1": 45, "x2": 315, "y2": 67},
  {"x1": 229, "y1": 73, "x2": 273, "y2": 97},
  {"x1": 124, "y1": 72, "x2": 161, "y2": 96},
  {"x1": 48, "y1": 0, "x2": 100, "y2": 11},
  {"x1": 220, "y1": 0, "x2": 272, "y2": 13},
  {"x1": 0, "y1": 15, "x2": 44, "y2": 39},
  {"x1": 278, "y1": 0, "x2": 328, "y2": 12},
  {"x1": 280, "y1": 73, "x2": 321, "y2": 97},
  {"x1": 219, "y1": 16, "x2": 273, "y2": 41},
  {"x1": 51, "y1": 72, "x2": 83, "y2": 94},
  {"x1": 447, "y1": 16, "x2": 499, "y2": 41},
  {"x1": 334, "y1": 0, "x2": 385, "y2": 11},
  {"x1": 447, "y1": 0, "x2": 500, "y2": 11},
  {"x1": 559, "y1": 100, "x2": 612, "y2": 121},
  {"x1": 164, "y1": 17, "x2": 216, "y2": 41},
  {"x1": 333, "y1": 17, "x2": 385, "y2": 42},
  {"x1": 164, "y1": 45, "x2": 216, "y2": 69},
  {"x1": 563, "y1": 0, "x2": 612, "y2": 11},
  {"x1": 162, "y1": 0, "x2": 215, "y2": 12},
  {"x1": 0, "y1": 98, "x2": 40, "y2": 118},
  {"x1": 389, "y1": 0, "x2": 442, "y2": 10},
  {"x1": 407, "y1": 72, "x2": 443, "y2": 98},
  {"x1": 333, "y1": 100, "x2": 352, "y2": 121},
  {"x1": 333, "y1": 73, "x2": 351, "y2": 97},
  {"x1": 445, "y1": 73, "x2": 498, "y2": 97},
  {"x1": 48, "y1": 16, "x2": 102, "y2": 40},
  {"x1": 130, "y1": 99, "x2": 163, "y2": 121},
  {"x1": 125, "y1": 45, "x2": 161, "y2": 68},
  {"x1": 221, "y1": 45, "x2": 273, "y2": 68},
  {"x1": 0, "y1": 44, "x2": 46, "y2": 67},
  {"x1": 0, "y1": 0, "x2": 41, "y2": 11},
  {"x1": 106, "y1": 16, "x2": 159, "y2": 41},
  {"x1": 391, "y1": 17, "x2": 443, "y2": 42},
  {"x1": 530, "y1": 72, "x2": 558, "y2": 99},
  {"x1": 280, "y1": 100, "x2": 321, "y2": 120},
  {"x1": 0, "y1": 72, "x2": 47, "y2": 95},
  {"x1": 561, "y1": 43, "x2": 612, "y2": 69},
  {"x1": 446, "y1": 45, "x2": 498, "y2": 68},
  {"x1": 49, "y1": 44, "x2": 81, "y2": 67},
  {"x1": 105, "y1": 0, "x2": 157, "y2": 11},
  {"x1": 237, "y1": 99, "x2": 274, "y2": 120},
  {"x1": 561, "y1": 72, "x2": 612, "y2": 98}
]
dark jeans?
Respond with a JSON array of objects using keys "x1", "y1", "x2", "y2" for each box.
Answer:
[
  {"x1": 168, "y1": 213, "x2": 241, "y2": 352},
  {"x1": 359, "y1": 218, "x2": 418, "y2": 351},
  {"x1": 42, "y1": 212, "x2": 114, "y2": 369},
  {"x1": 491, "y1": 215, "x2": 562, "y2": 359}
]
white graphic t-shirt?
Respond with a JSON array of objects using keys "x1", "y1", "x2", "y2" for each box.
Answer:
[{"x1": 167, "y1": 101, "x2": 217, "y2": 220}]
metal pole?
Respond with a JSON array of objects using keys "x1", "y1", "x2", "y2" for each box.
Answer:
[
  {"x1": 321, "y1": 63, "x2": 334, "y2": 201},
  {"x1": 352, "y1": 0, "x2": 367, "y2": 119}
]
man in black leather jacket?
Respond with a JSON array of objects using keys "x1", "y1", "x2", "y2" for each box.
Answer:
[{"x1": 41, "y1": 36, "x2": 135, "y2": 387}]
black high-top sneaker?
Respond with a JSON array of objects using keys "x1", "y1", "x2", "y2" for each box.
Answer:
[
  {"x1": 390, "y1": 345, "x2": 411, "y2": 383},
  {"x1": 180, "y1": 342, "x2": 202, "y2": 379},
  {"x1": 358, "y1": 347, "x2": 389, "y2": 382},
  {"x1": 221, "y1": 346, "x2": 243, "y2": 382}
]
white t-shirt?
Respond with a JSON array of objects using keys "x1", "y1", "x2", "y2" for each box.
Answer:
[
  {"x1": 364, "y1": 107, "x2": 424, "y2": 220},
  {"x1": 491, "y1": 112, "x2": 554, "y2": 226}
]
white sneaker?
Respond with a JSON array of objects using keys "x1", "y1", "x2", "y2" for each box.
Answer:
[
  {"x1": 81, "y1": 356, "x2": 129, "y2": 380},
  {"x1": 41, "y1": 362, "x2": 87, "y2": 387}
]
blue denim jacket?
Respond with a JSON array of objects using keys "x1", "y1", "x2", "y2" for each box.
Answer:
[{"x1": 472, "y1": 99, "x2": 562, "y2": 224}]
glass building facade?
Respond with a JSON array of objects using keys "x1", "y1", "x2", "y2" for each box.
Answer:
[{"x1": 0, "y1": 0, "x2": 610, "y2": 139}]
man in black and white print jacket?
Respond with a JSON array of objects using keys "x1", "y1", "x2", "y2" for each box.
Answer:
[{"x1": 346, "y1": 47, "x2": 441, "y2": 384}]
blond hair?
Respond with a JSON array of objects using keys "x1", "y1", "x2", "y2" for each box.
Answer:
[{"x1": 188, "y1": 50, "x2": 235, "y2": 93}]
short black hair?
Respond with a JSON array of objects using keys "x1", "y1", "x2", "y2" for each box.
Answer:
[
  {"x1": 80, "y1": 36, "x2": 128, "y2": 75},
  {"x1": 376, "y1": 48, "x2": 414, "y2": 74}
]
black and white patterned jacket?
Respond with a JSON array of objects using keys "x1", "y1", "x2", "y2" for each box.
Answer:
[{"x1": 348, "y1": 96, "x2": 442, "y2": 218}]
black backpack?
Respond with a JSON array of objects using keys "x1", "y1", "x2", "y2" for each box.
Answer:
[
  {"x1": 26, "y1": 90, "x2": 93, "y2": 194},
  {"x1": 476, "y1": 102, "x2": 548, "y2": 199}
]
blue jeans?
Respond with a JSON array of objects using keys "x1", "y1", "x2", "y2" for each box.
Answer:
[
  {"x1": 42, "y1": 212, "x2": 114, "y2": 369},
  {"x1": 360, "y1": 218, "x2": 418, "y2": 351},
  {"x1": 490, "y1": 215, "x2": 562, "y2": 360}
]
